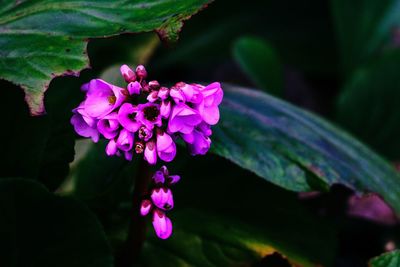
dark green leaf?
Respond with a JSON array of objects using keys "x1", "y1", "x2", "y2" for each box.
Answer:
[
  {"x1": 370, "y1": 250, "x2": 400, "y2": 267},
  {"x1": 336, "y1": 49, "x2": 400, "y2": 160},
  {"x1": 0, "y1": 0, "x2": 212, "y2": 115},
  {"x1": 0, "y1": 75, "x2": 85, "y2": 190},
  {"x1": 331, "y1": 0, "x2": 400, "y2": 74},
  {"x1": 0, "y1": 178, "x2": 112, "y2": 267},
  {"x1": 232, "y1": 36, "x2": 283, "y2": 96},
  {"x1": 212, "y1": 84, "x2": 400, "y2": 214}
]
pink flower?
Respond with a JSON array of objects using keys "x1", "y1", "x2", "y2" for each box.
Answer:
[
  {"x1": 105, "y1": 139, "x2": 118, "y2": 156},
  {"x1": 194, "y1": 82, "x2": 223, "y2": 125},
  {"x1": 156, "y1": 132, "x2": 177, "y2": 162},
  {"x1": 158, "y1": 87, "x2": 169, "y2": 100},
  {"x1": 152, "y1": 210, "x2": 173, "y2": 239},
  {"x1": 136, "y1": 103, "x2": 162, "y2": 130},
  {"x1": 144, "y1": 140, "x2": 157, "y2": 165},
  {"x1": 160, "y1": 101, "x2": 171, "y2": 118},
  {"x1": 151, "y1": 187, "x2": 174, "y2": 211},
  {"x1": 84, "y1": 79, "x2": 127, "y2": 119},
  {"x1": 71, "y1": 102, "x2": 99, "y2": 142},
  {"x1": 183, "y1": 129, "x2": 211, "y2": 155},
  {"x1": 116, "y1": 129, "x2": 134, "y2": 151},
  {"x1": 118, "y1": 103, "x2": 141, "y2": 132},
  {"x1": 127, "y1": 81, "x2": 141, "y2": 95},
  {"x1": 175, "y1": 82, "x2": 203, "y2": 103},
  {"x1": 97, "y1": 112, "x2": 119, "y2": 139},
  {"x1": 167, "y1": 103, "x2": 202, "y2": 134}
]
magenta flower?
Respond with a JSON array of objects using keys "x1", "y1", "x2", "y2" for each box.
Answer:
[
  {"x1": 127, "y1": 81, "x2": 141, "y2": 95},
  {"x1": 156, "y1": 132, "x2": 177, "y2": 162},
  {"x1": 153, "y1": 170, "x2": 165, "y2": 184},
  {"x1": 144, "y1": 140, "x2": 157, "y2": 165},
  {"x1": 160, "y1": 100, "x2": 171, "y2": 119},
  {"x1": 152, "y1": 210, "x2": 173, "y2": 239},
  {"x1": 84, "y1": 79, "x2": 127, "y2": 119},
  {"x1": 105, "y1": 139, "x2": 118, "y2": 156},
  {"x1": 158, "y1": 87, "x2": 169, "y2": 100},
  {"x1": 183, "y1": 129, "x2": 211, "y2": 155},
  {"x1": 136, "y1": 103, "x2": 162, "y2": 130},
  {"x1": 168, "y1": 103, "x2": 202, "y2": 134},
  {"x1": 118, "y1": 103, "x2": 141, "y2": 133},
  {"x1": 169, "y1": 87, "x2": 185, "y2": 104},
  {"x1": 97, "y1": 112, "x2": 119, "y2": 139},
  {"x1": 138, "y1": 126, "x2": 153, "y2": 142},
  {"x1": 151, "y1": 187, "x2": 174, "y2": 211},
  {"x1": 116, "y1": 129, "x2": 134, "y2": 151},
  {"x1": 194, "y1": 82, "x2": 223, "y2": 125},
  {"x1": 175, "y1": 82, "x2": 203, "y2": 104},
  {"x1": 71, "y1": 103, "x2": 99, "y2": 142}
]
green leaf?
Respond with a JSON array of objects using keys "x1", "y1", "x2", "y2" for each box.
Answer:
[
  {"x1": 331, "y1": 0, "x2": 400, "y2": 74},
  {"x1": 370, "y1": 250, "x2": 400, "y2": 267},
  {"x1": 0, "y1": 178, "x2": 113, "y2": 267},
  {"x1": 0, "y1": 0, "x2": 212, "y2": 115},
  {"x1": 232, "y1": 36, "x2": 283, "y2": 96},
  {"x1": 212, "y1": 84, "x2": 400, "y2": 214},
  {"x1": 336, "y1": 49, "x2": 400, "y2": 160}
]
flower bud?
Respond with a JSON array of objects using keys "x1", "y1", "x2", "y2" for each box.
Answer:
[
  {"x1": 151, "y1": 187, "x2": 174, "y2": 211},
  {"x1": 127, "y1": 81, "x2": 141, "y2": 95},
  {"x1": 152, "y1": 170, "x2": 165, "y2": 184},
  {"x1": 158, "y1": 87, "x2": 169, "y2": 100},
  {"x1": 136, "y1": 65, "x2": 147, "y2": 79},
  {"x1": 152, "y1": 209, "x2": 172, "y2": 239},
  {"x1": 148, "y1": 80, "x2": 160, "y2": 90},
  {"x1": 140, "y1": 199, "x2": 152, "y2": 216},
  {"x1": 120, "y1": 64, "x2": 136, "y2": 82},
  {"x1": 144, "y1": 140, "x2": 157, "y2": 165}
]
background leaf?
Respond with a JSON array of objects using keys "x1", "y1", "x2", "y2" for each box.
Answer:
[
  {"x1": 331, "y1": 0, "x2": 400, "y2": 74},
  {"x1": 0, "y1": 178, "x2": 113, "y2": 267},
  {"x1": 232, "y1": 36, "x2": 283, "y2": 96},
  {"x1": 212, "y1": 84, "x2": 400, "y2": 214},
  {"x1": 336, "y1": 49, "x2": 400, "y2": 160},
  {"x1": 0, "y1": 0, "x2": 212, "y2": 115}
]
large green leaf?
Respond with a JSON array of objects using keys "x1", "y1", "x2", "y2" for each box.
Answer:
[
  {"x1": 370, "y1": 250, "x2": 400, "y2": 267},
  {"x1": 232, "y1": 36, "x2": 283, "y2": 96},
  {"x1": 0, "y1": 0, "x2": 211, "y2": 115},
  {"x1": 336, "y1": 49, "x2": 400, "y2": 160},
  {"x1": 212, "y1": 84, "x2": 400, "y2": 214},
  {"x1": 331, "y1": 0, "x2": 400, "y2": 74},
  {"x1": 0, "y1": 178, "x2": 112, "y2": 267}
]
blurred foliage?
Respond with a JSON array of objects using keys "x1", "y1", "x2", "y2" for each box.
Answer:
[
  {"x1": 369, "y1": 250, "x2": 400, "y2": 267},
  {"x1": 232, "y1": 36, "x2": 283, "y2": 95},
  {"x1": 0, "y1": 178, "x2": 112, "y2": 267}
]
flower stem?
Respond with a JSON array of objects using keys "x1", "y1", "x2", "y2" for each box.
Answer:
[{"x1": 116, "y1": 159, "x2": 151, "y2": 267}]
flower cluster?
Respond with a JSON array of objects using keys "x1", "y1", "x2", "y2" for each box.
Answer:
[
  {"x1": 71, "y1": 64, "x2": 223, "y2": 164},
  {"x1": 140, "y1": 166, "x2": 180, "y2": 239}
]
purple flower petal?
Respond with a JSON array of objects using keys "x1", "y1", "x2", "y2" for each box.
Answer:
[
  {"x1": 187, "y1": 129, "x2": 211, "y2": 155},
  {"x1": 118, "y1": 103, "x2": 141, "y2": 132},
  {"x1": 105, "y1": 139, "x2": 118, "y2": 156},
  {"x1": 152, "y1": 210, "x2": 173, "y2": 239},
  {"x1": 71, "y1": 113, "x2": 99, "y2": 143},
  {"x1": 160, "y1": 100, "x2": 171, "y2": 119},
  {"x1": 140, "y1": 199, "x2": 152, "y2": 216},
  {"x1": 97, "y1": 112, "x2": 119, "y2": 139},
  {"x1": 167, "y1": 175, "x2": 180, "y2": 185},
  {"x1": 144, "y1": 140, "x2": 157, "y2": 165},
  {"x1": 127, "y1": 81, "x2": 141, "y2": 95},
  {"x1": 175, "y1": 82, "x2": 203, "y2": 104},
  {"x1": 84, "y1": 79, "x2": 127, "y2": 118},
  {"x1": 136, "y1": 103, "x2": 162, "y2": 130},
  {"x1": 151, "y1": 187, "x2": 174, "y2": 211},
  {"x1": 167, "y1": 103, "x2": 202, "y2": 134},
  {"x1": 156, "y1": 132, "x2": 176, "y2": 162},
  {"x1": 153, "y1": 171, "x2": 165, "y2": 184},
  {"x1": 116, "y1": 129, "x2": 134, "y2": 151}
]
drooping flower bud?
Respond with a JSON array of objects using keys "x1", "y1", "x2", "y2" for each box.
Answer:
[
  {"x1": 148, "y1": 80, "x2": 160, "y2": 91},
  {"x1": 144, "y1": 140, "x2": 157, "y2": 165},
  {"x1": 158, "y1": 87, "x2": 169, "y2": 100},
  {"x1": 147, "y1": 91, "x2": 159, "y2": 103},
  {"x1": 152, "y1": 210, "x2": 172, "y2": 239},
  {"x1": 152, "y1": 170, "x2": 165, "y2": 184},
  {"x1": 127, "y1": 81, "x2": 141, "y2": 95}
]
